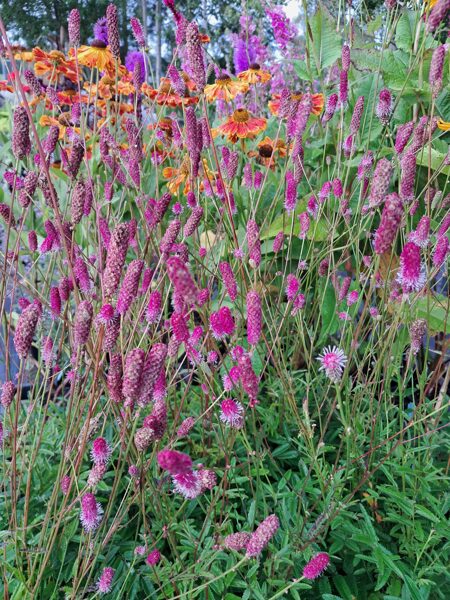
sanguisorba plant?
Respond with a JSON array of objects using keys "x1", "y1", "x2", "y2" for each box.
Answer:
[{"x1": 0, "y1": 0, "x2": 449, "y2": 597}]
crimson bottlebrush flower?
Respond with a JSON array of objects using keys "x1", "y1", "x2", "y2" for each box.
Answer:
[
  {"x1": 123, "y1": 348, "x2": 145, "y2": 404},
  {"x1": 167, "y1": 65, "x2": 186, "y2": 96},
  {"x1": 134, "y1": 427, "x2": 155, "y2": 452},
  {"x1": 160, "y1": 219, "x2": 181, "y2": 254},
  {"x1": 409, "y1": 116, "x2": 428, "y2": 155},
  {"x1": 146, "y1": 550, "x2": 161, "y2": 566},
  {"x1": 0, "y1": 204, "x2": 15, "y2": 227},
  {"x1": 19, "y1": 170, "x2": 38, "y2": 207},
  {"x1": 103, "y1": 223, "x2": 130, "y2": 297},
  {"x1": 172, "y1": 471, "x2": 202, "y2": 498},
  {"x1": 146, "y1": 291, "x2": 162, "y2": 324},
  {"x1": 350, "y1": 96, "x2": 364, "y2": 135},
  {"x1": 303, "y1": 552, "x2": 330, "y2": 580},
  {"x1": 337, "y1": 277, "x2": 351, "y2": 302},
  {"x1": 74, "y1": 301, "x2": 93, "y2": 347},
  {"x1": 307, "y1": 195, "x2": 319, "y2": 219},
  {"x1": 433, "y1": 235, "x2": 449, "y2": 268},
  {"x1": 49, "y1": 286, "x2": 61, "y2": 318},
  {"x1": 346, "y1": 290, "x2": 359, "y2": 307},
  {"x1": 272, "y1": 232, "x2": 285, "y2": 253},
  {"x1": 157, "y1": 449, "x2": 192, "y2": 474},
  {"x1": 394, "y1": 121, "x2": 414, "y2": 154},
  {"x1": 247, "y1": 291, "x2": 262, "y2": 346},
  {"x1": 373, "y1": 192, "x2": 403, "y2": 254},
  {"x1": 88, "y1": 463, "x2": 107, "y2": 487},
  {"x1": 291, "y1": 293, "x2": 306, "y2": 315},
  {"x1": 184, "y1": 206, "x2": 203, "y2": 237},
  {"x1": 107, "y1": 354, "x2": 123, "y2": 403},
  {"x1": 138, "y1": 343, "x2": 168, "y2": 406},
  {"x1": 43, "y1": 125, "x2": 60, "y2": 156},
  {"x1": 24, "y1": 69, "x2": 43, "y2": 97},
  {"x1": 286, "y1": 274, "x2": 300, "y2": 301},
  {"x1": 319, "y1": 181, "x2": 332, "y2": 202},
  {"x1": 400, "y1": 152, "x2": 417, "y2": 202},
  {"x1": 60, "y1": 475, "x2": 71, "y2": 495},
  {"x1": 74, "y1": 257, "x2": 91, "y2": 292},
  {"x1": 59, "y1": 277, "x2": 73, "y2": 302},
  {"x1": 1, "y1": 381, "x2": 15, "y2": 409},
  {"x1": 186, "y1": 21, "x2": 206, "y2": 88},
  {"x1": 317, "y1": 346, "x2": 347, "y2": 382},
  {"x1": 198, "y1": 468, "x2": 217, "y2": 491},
  {"x1": 284, "y1": 170, "x2": 297, "y2": 213},
  {"x1": 68, "y1": 9, "x2": 80, "y2": 47},
  {"x1": 322, "y1": 93, "x2": 338, "y2": 123},
  {"x1": 219, "y1": 262, "x2": 238, "y2": 302},
  {"x1": 298, "y1": 212, "x2": 310, "y2": 240},
  {"x1": 91, "y1": 437, "x2": 111, "y2": 465},
  {"x1": 224, "y1": 532, "x2": 251, "y2": 551},
  {"x1": 408, "y1": 216, "x2": 430, "y2": 248},
  {"x1": 166, "y1": 256, "x2": 198, "y2": 306},
  {"x1": 97, "y1": 567, "x2": 115, "y2": 594},
  {"x1": 131, "y1": 17, "x2": 146, "y2": 47},
  {"x1": 243, "y1": 163, "x2": 253, "y2": 188},
  {"x1": 177, "y1": 417, "x2": 196, "y2": 438},
  {"x1": 438, "y1": 214, "x2": 450, "y2": 237},
  {"x1": 220, "y1": 398, "x2": 244, "y2": 428},
  {"x1": 339, "y1": 70, "x2": 348, "y2": 105},
  {"x1": 246, "y1": 514, "x2": 279, "y2": 558},
  {"x1": 237, "y1": 352, "x2": 259, "y2": 406},
  {"x1": 12, "y1": 107, "x2": 31, "y2": 160},
  {"x1": 67, "y1": 137, "x2": 84, "y2": 180},
  {"x1": 42, "y1": 336, "x2": 54, "y2": 365},
  {"x1": 376, "y1": 89, "x2": 393, "y2": 125},
  {"x1": 70, "y1": 179, "x2": 85, "y2": 226},
  {"x1": 430, "y1": 45, "x2": 445, "y2": 97},
  {"x1": 369, "y1": 158, "x2": 393, "y2": 208},
  {"x1": 357, "y1": 151, "x2": 374, "y2": 181},
  {"x1": 171, "y1": 312, "x2": 190, "y2": 342},
  {"x1": 210, "y1": 307, "x2": 235, "y2": 339},
  {"x1": 80, "y1": 492, "x2": 103, "y2": 532},
  {"x1": 332, "y1": 178, "x2": 343, "y2": 198},
  {"x1": 254, "y1": 171, "x2": 263, "y2": 189},
  {"x1": 14, "y1": 302, "x2": 40, "y2": 359},
  {"x1": 96, "y1": 304, "x2": 116, "y2": 325},
  {"x1": 409, "y1": 319, "x2": 427, "y2": 355},
  {"x1": 117, "y1": 259, "x2": 144, "y2": 315},
  {"x1": 341, "y1": 44, "x2": 350, "y2": 70},
  {"x1": 397, "y1": 242, "x2": 425, "y2": 294},
  {"x1": 106, "y1": 3, "x2": 120, "y2": 58},
  {"x1": 246, "y1": 220, "x2": 261, "y2": 268},
  {"x1": 427, "y1": 0, "x2": 450, "y2": 32}
]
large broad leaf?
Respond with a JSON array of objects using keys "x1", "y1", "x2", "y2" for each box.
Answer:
[
  {"x1": 415, "y1": 147, "x2": 450, "y2": 176},
  {"x1": 307, "y1": 9, "x2": 342, "y2": 75},
  {"x1": 261, "y1": 208, "x2": 328, "y2": 242},
  {"x1": 414, "y1": 294, "x2": 450, "y2": 334},
  {"x1": 395, "y1": 11, "x2": 416, "y2": 53}
]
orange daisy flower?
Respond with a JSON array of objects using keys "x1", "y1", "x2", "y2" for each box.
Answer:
[
  {"x1": 437, "y1": 119, "x2": 450, "y2": 132},
  {"x1": 163, "y1": 157, "x2": 192, "y2": 195},
  {"x1": 213, "y1": 108, "x2": 266, "y2": 143},
  {"x1": 33, "y1": 47, "x2": 78, "y2": 83},
  {"x1": 249, "y1": 136, "x2": 287, "y2": 167},
  {"x1": 39, "y1": 113, "x2": 83, "y2": 139},
  {"x1": 237, "y1": 63, "x2": 271, "y2": 85},
  {"x1": 57, "y1": 89, "x2": 89, "y2": 105},
  {"x1": 75, "y1": 42, "x2": 116, "y2": 75},
  {"x1": 0, "y1": 81, "x2": 14, "y2": 93},
  {"x1": 142, "y1": 79, "x2": 198, "y2": 107},
  {"x1": 14, "y1": 50, "x2": 34, "y2": 62},
  {"x1": 204, "y1": 75, "x2": 248, "y2": 102},
  {"x1": 147, "y1": 117, "x2": 175, "y2": 141},
  {"x1": 268, "y1": 92, "x2": 324, "y2": 117}
]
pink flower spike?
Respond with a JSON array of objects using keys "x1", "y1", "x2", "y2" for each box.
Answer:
[
  {"x1": 246, "y1": 514, "x2": 279, "y2": 558},
  {"x1": 317, "y1": 346, "x2": 347, "y2": 383},
  {"x1": 303, "y1": 552, "x2": 330, "y2": 580},
  {"x1": 210, "y1": 306, "x2": 235, "y2": 339},
  {"x1": 91, "y1": 437, "x2": 111, "y2": 465},
  {"x1": 80, "y1": 492, "x2": 103, "y2": 532},
  {"x1": 146, "y1": 549, "x2": 161, "y2": 566},
  {"x1": 97, "y1": 567, "x2": 115, "y2": 594},
  {"x1": 397, "y1": 242, "x2": 426, "y2": 294},
  {"x1": 220, "y1": 398, "x2": 244, "y2": 428},
  {"x1": 157, "y1": 449, "x2": 192, "y2": 474},
  {"x1": 172, "y1": 470, "x2": 202, "y2": 498}
]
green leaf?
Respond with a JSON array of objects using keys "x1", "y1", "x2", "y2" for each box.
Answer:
[
  {"x1": 308, "y1": 9, "x2": 342, "y2": 75},
  {"x1": 415, "y1": 146, "x2": 450, "y2": 176},
  {"x1": 395, "y1": 11, "x2": 416, "y2": 53},
  {"x1": 414, "y1": 294, "x2": 450, "y2": 334}
]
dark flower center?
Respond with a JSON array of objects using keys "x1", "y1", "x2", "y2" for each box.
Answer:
[
  {"x1": 249, "y1": 63, "x2": 260, "y2": 71},
  {"x1": 91, "y1": 40, "x2": 107, "y2": 49},
  {"x1": 259, "y1": 144, "x2": 273, "y2": 158}
]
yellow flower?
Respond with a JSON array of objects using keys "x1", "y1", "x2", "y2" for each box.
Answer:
[
  {"x1": 204, "y1": 75, "x2": 248, "y2": 102},
  {"x1": 437, "y1": 119, "x2": 450, "y2": 132},
  {"x1": 237, "y1": 63, "x2": 271, "y2": 85}
]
